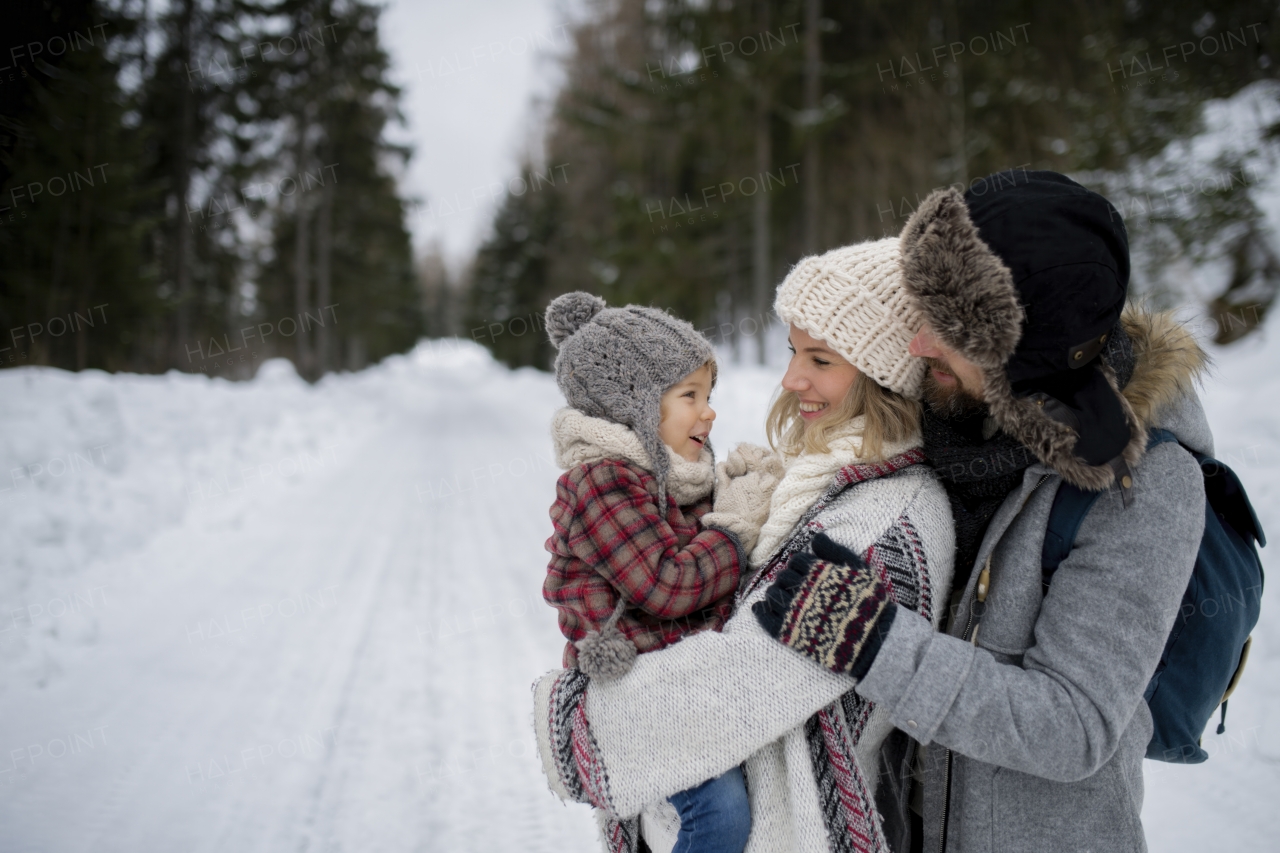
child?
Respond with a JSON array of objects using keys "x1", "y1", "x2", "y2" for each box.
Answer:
[{"x1": 540, "y1": 292, "x2": 779, "y2": 853}]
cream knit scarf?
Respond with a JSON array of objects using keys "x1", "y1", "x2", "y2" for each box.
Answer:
[
  {"x1": 750, "y1": 416, "x2": 921, "y2": 567},
  {"x1": 551, "y1": 408, "x2": 715, "y2": 506}
]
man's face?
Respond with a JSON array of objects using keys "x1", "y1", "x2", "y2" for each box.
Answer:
[{"x1": 908, "y1": 324, "x2": 986, "y2": 415}]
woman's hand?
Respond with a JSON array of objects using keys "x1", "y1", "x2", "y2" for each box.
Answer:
[
  {"x1": 702, "y1": 444, "x2": 784, "y2": 555},
  {"x1": 752, "y1": 533, "x2": 897, "y2": 679}
]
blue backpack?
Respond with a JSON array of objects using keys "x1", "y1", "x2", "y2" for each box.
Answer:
[{"x1": 1041, "y1": 428, "x2": 1266, "y2": 763}]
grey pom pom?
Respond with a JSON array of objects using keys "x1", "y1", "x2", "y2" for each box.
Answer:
[
  {"x1": 575, "y1": 622, "x2": 637, "y2": 681},
  {"x1": 546, "y1": 292, "x2": 607, "y2": 349}
]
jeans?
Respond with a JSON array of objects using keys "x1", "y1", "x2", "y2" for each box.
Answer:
[{"x1": 667, "y1": 765, "x2": 751, "y2": 853}]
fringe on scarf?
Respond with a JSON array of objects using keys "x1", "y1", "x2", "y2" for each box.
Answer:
[{"x1": 803, "y1": 513, "x2": 935, "y2": 853}]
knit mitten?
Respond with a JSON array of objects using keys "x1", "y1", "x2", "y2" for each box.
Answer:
[
  {"x1": 752, "y1": 533, "x2": 897, "y2": 679},
  {"x1": 701, "y1": 450, "x2": 778, "y2": 550},
  {"x1": 722, "y1": 442, "x2": 785, "y2": 481},
  {"x1": 702, "y1": 445, "x2": 783, "y2": 555},
  {"x1": 575, "y1": 599, "x2": 637, "y2": 680}
]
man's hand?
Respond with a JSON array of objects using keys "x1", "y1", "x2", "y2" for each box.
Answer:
[{"x1": 752, "y1": 533, "x2": 897, "y2": 679}]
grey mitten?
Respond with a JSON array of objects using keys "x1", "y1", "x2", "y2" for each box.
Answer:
[{"x1": 702, "y1": 443, "x2": 784, "y2": 556}]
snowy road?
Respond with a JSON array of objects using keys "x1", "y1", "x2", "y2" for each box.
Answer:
[
  {"x1": 0, "y1": 348, "x2": 598, "y2": 852},
  {"x1": 2, "y1": 336, "x2": 1279, "y2": 851}
]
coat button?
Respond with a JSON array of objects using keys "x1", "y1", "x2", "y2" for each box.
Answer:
[
  {"x1": 1121, "y1": 475, "x2": 1133, "y2": 489},
  {"x1": 907, "y1": 720, "x2": 918, "y2": 729}
]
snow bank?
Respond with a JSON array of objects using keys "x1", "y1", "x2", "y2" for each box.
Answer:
[
  {"x1": 0, "y1": 340, "x2": 540, "y2": 680},
  {"x1": 1, "y1": 359, "x2": 354, "y2": 667}
]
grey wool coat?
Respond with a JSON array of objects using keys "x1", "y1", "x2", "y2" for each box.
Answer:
[{"x1": 859, "y1": 310, "x2": 1210, "y2": 853}]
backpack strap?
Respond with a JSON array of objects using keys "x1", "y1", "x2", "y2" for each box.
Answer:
[
  {"x1": 1041, "y1": 429, "x2": 1181, "y2": 591},
  {"x1": 1041, "y1": 485, "x2": 1104, "y2": 591}
]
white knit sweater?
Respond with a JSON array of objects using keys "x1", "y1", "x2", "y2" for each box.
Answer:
[{"x1": 534, "y1": 440, "x2": 955, "y2": 853}]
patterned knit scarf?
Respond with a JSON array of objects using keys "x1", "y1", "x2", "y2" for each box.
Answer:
[
  {"x1": 920, "y1": 408, "x2": 1035, "y2": 586},
  {"x1": 747, "y1": 452, "x2": 931, "y2": 853}
]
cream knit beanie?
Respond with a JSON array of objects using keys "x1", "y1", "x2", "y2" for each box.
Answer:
[{"x1": 774, "y1": 238, "x2": 926, "y2": 399}]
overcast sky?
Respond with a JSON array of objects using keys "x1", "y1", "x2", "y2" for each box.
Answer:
[{"x1": 380, "y1": 0, "x2": 569, "y2": 272}]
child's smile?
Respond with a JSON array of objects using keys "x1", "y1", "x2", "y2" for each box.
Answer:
[{"x1": 658, "y1": 364, "x2": 717, "y2": 462}]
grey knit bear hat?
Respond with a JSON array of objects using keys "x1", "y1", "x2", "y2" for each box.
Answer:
[{"x1": 546, "y1": 291, "x2": 716, "y2": 504}]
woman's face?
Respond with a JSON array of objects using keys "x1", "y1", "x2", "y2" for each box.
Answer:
[{"x1": 781, "y1": 324, "x2": 859, "y2": 422}]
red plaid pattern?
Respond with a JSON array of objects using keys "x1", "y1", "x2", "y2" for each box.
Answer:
[{"x1": 544, "y1": 459, "x2": 742, "y2": 668}]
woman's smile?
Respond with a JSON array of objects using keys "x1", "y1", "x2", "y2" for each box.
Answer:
[{"x1": 798, "y1": 400, "x2": 829, "y2": 419}]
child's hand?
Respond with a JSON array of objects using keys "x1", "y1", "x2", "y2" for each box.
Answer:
[
  {"x1": 703, "y1": 446, "x2": 784, "y2": 556},
  {"x1": 721, "y1": 443, "x2": 785, "y2": 482}
]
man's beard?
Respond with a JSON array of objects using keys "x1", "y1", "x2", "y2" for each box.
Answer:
[{"x1": 921, "y1": 358, "x2": 985, "y2": 417}]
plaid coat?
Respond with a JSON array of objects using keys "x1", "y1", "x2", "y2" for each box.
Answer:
[{"x1": 544, "y1": 457, "x2": 742, "y2": 668}]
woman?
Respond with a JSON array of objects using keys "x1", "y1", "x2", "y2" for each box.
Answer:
[{"x1": 533, "y1": 238, "x2": 956, "y2": 853}]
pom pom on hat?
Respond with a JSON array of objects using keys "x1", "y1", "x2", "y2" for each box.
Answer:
[{"x1": 546, "y1": 292, "x2": 607, "y2": 348}]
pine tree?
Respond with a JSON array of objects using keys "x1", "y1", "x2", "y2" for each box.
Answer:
[
  {"x1": 464, "y1": 0, "x2": 1280, "y2": 362},
  {"x1": 467, "y1": 165, "x2": 562, "y2": 369},
  {"x1": 252, "y1": 0, "x2": 418, "y2": 377},
  {"x1": 136, "y1": 0, "x2": 249, "y2": 372},
  {"x1": 0, "y1": 0, "x2": 158, "y2": 371}
]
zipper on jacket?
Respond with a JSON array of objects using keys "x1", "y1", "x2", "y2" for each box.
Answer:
[
  {"x1": 936, "y1": 473, "x2": 1050, "y2": 852},
  {"x1": 937, "y1": 749, "x2": 952, "y2": 853}
]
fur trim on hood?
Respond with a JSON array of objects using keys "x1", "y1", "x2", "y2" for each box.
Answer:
[
  {"x1": 899, "y1": 187, "x2": 1206, "y2": 489},
  {"x1": 550, "y1": 407, "x2": 716, "y2": 506},
  {"x1": 1118, "y1": 309, "x2": 1209, "y2": 433}
]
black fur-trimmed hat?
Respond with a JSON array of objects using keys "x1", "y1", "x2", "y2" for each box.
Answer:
[{"x1": 899, "y1": 169, "x2": 1141, "y2": 492}]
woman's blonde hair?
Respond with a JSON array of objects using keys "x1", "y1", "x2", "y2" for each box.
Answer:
[{"x1": 766, "y1": 372, "x2": 921, "y2": 460}]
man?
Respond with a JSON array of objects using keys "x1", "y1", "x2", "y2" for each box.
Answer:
[{"x1": 754, "y1": 170, "x2": 1211, "y2": 852}]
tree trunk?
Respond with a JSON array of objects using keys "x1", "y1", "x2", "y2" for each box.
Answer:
[
  {"x1": 315, "y1": 174, "x2": 333, "y2": 375},
  {"x1": 752, "y1": 87, "x2": 772, "y2": 366},
  {"x1": 174, "y1": 0, "x2": 195, "y2": 367},
  {"x1": 803, "y1": 0, "x2": 822, "y2": 254},
  {"x1": 293, "y1": 117, "x2": 312, "y2": 379},
  {"x1": 752, "y1": 0, "x2": 776, "y2": 366},
  {"x1": 942, "y1": 0, "x2": 968, "y2": 186}
]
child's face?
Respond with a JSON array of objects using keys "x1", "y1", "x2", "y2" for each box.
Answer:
[
  {"x1": 658, "y1": 364, "x2": 716, "y2": 463},
  {"x1": 781, "y1": 324, "x2": 859, "y2": 422}
]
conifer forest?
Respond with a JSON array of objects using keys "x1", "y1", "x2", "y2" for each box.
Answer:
[{"x1": 3, "y1": 1, "x2": 1278, "y2": 373}]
